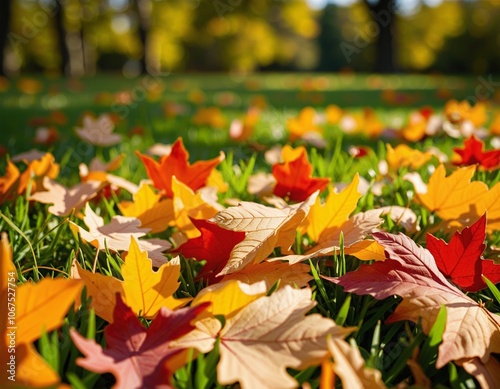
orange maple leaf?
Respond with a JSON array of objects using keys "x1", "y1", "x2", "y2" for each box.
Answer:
[{"x1": 137, "y1": 137, "x2": 224, "y2": 198}]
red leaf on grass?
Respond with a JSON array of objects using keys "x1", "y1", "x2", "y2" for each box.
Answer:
[
  {"x1": 426, "y1": 214, "x2": 500, "y2": 292},
  {"x1": 272, "y1": 150, "x2": 329, "y2": 202},
  {"x1": 137, "y1": 137, "x2": 224, "y2": 198},
  {"x1": 70, "y1": 295, "x2": 210, "y2": 389},
  {"x1": 173, "y1": 218, "x2": 245, "y2": 284},
  {"x1": 325, "y1": 232, "x2": 500, "y2": 368},
  {"x1": 453, "y1": 135, "x2": 500, "y2": 170}
]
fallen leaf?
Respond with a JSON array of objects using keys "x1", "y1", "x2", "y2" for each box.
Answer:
[
  {"x1": 118, "y1": 183, "x2": 174, "y2": 233},
  {"x1": 457, "y1": 357, "x2": 500, "y2": 388},
  {"x1": 286, "y1": 107, "x2": 323, "y2": 141},
  {"x1": 386, "y1": 144, "x2": 432, "y2": 171},
  {"x1": 192, "y1": 280, "x2": 267, "y2": 319},
  {"x1": 326, "y1": 337, "x2": 386, "y2": 389},
  {"x1": 70, "y1": 204, "x2": 171, "y2": 266},
  {"x1": 453, "y1": 135, "x2": 500, "y2": 170},
  {"x1": 326, "y1": 231, "x2": 500, "y2": 368},
  {"x1": 75, "y1": 113, "x2": 122, "y2": 146},
  {"x1": 217, "y1": 286, "x2": 355, "y2": 389},
  {"x1": 75, "y1": 238, "x2": 189, "y2": 322},
  {"x1": 302, "y1": 174, "x2": 361, "y2": 242},
  {"x1": 173, "y1": 218, "x2": 245, "y2": 283},
  {"x1": 171, "y1": 177, "x2": 222, "y2": 240},
  {"x1": 212, "y1": 192, "x2": 318, "y2": 275},
  {"x1": 30, "y1": 177, "x2": 104, "y2": 217},
  {"x1": 18, "y1": 152, "x2": 60, "y2": 194},
  {"x1": 70, "y1": 295, "x2": 210, "y2": 389},
  {"x1": 137, "y1": 137, "x2": 224, "y2": 198},
  {"x1": 0, "y1": 233, "x2": 82, "y2": 388},
  {"x1": 426, "y1": 214, "x2": 500, "y2": 292},
  {"x1": 272, "y1": 150, "x2": 329, "y2": 202},
  {"x1": 0, "y1": 161, "x2": 20, "y2": 204},
  {"x1": 416, "y1": 164, "x2": 489, "y2": 221}
]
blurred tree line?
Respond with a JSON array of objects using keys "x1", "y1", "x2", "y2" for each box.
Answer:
[{"x1": 1, "y1": 0, "x2": 499, "y2": 77}]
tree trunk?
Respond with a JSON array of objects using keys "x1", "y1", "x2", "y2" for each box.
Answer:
[
  {"x1": 133, "y1": 0, "x2": 152, "y2": 74},
  {"x1": 54, "y1": 0, "x2": 70, "y2": 76},
  {"x1": 0, "y1": 0, "x2": 12, "y2": 76},
  {"x1": 365, "y1": 0, "x2": 396, "y2": 73}
]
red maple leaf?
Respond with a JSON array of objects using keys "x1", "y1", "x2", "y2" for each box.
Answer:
[
  {"x1": 453, "y1": 135, "x2": 500, "y2": 170},
  {"x1": 70, "y1": 294, "x2": 210, "y2": 389},
  {"x1": 426, "y1": 214, "x2": 500, "y2": 292},
  {"x1": 137, "y1": 137, "x2": 224, "y2": 198},
  {"x1": 272, "y1": 150, "x2": 329, "y2": 202},
  {"x1": 173, "y1": 218, "x2": 245, "y2": 284}
]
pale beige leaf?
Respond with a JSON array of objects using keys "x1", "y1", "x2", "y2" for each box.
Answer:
[
  {"x1": 213, "y1": 192, "x2": 317, "y2": 275},
  {"x1": 327, "y1": 338, "x2": 386, "y2": 389},
  {"x1": 217, "y1": 286, "x2": 355, "y2": 389},
  {"x1": 30, "y1": 177, "x2": 103, "y2": 216},
  {"x1": 457, "y1": 357, "x2": 500, "y2": 389}
]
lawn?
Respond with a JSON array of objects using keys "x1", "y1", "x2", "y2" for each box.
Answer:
[{"x1": 1, "y1": 72, "x2": 499, "y2": 389}]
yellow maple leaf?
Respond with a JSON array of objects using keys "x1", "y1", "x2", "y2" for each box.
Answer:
[
  {"x1": 386, "y1": 144, "x2": 432, "y2": 171},
  {"x1": 192, "y1": 280, "x2": 267, "y2": 319},
  {"x1": 416, "y1": 164, "x2": 489, "y2": 221},
  {"x1": 302, "y1": 174, "x2": 361, "y2": 243},
  {"x1": 75, "y1": 237, "x2": 189, "y2": 322},
  {"x1": 172, "y1": 176, "x2": 221, "y2": 239},
  {"x1": 118, "y1": 183, "x2": 174, "y2": 233}
]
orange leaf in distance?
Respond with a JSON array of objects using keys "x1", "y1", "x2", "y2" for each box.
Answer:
[
  {"x1": 416, "y1": 164, "x2": 489, "y2": 221},
  {"x1": 272, "y1": 150, "x2": 329, "y2": 202},
  {"x1": 0, "y1": 161, "x2": 20, "y2": 204},
  {"x1": 18, "y1": 152, "x2": 60, "y2": 194},
  {"x1": 386, "y1": 144, "x2": 432, "y2": 171},
  {"x1": 137, "y1": 137, "x2": 224, "y2": 198},
  {"x1": 286, "y1": 107, "x2": 322, "y2": 141}
]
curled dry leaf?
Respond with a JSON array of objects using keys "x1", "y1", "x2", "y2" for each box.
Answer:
[{"x1": 212, "y1": 191, "x2": 318, "y2": 275}]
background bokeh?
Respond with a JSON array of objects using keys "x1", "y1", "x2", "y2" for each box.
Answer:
[{"x1": 1, "y1": 0, "x2": 499, "y2": 77}]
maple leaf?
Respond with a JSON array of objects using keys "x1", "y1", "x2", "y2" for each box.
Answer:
[
  {"x1": 453, "y1": 135, "x2": 500, "y2": 170},
  {"x1": 216, "y1": 285, "x2": 355, "y2": 389},
  {"x1": 0, "y1": 233, "x2": 83, "y2": 388},
  {"x1": 324, "y1": 338, "x2": 386, "y2": 389},
  {"x1": 0, "y1": 161, "x2": 20, "y2": 204},
  {"x1": 272, "y1": 149, "x2": 329, "y2": 202},
  {"x1": 385, "y1": 144, "x2": 432, "y2": 171},
  {"x1": 302, "y1": 174, "x2": 361, "y2": 242},
  {"x1": 426, "y1": 214, "x2": 500, "y2": 292},
  {"x1": 75, "y1": 237, "x2": 188, "y2": 322},
  {"x1": 18, "y1": 152, "x2": 60, "y2": 195},
  {"x1": 137, "y1": 137, "x2": 224, "y2": 198},
  {"x1": 212, "y1": 192, "x2": 318, "y2": 275},
  {"x1": 286, "y1": 106, "x2": 322, "y2": 141},
  {"x1": 416, "y1": 164, "x2": 489, "y2": 221},
  {"x1": 173, "y1": 218, "x2": 245, "y2": 283},
  {"x1": 457, "y1": 357, "x2": 500, "y2": 388},
  {"x1": 30, "y1": 177, "x2": 104, "y2": 217},
  {"x1": 118, "y1": 183, "x2": 174, "y2": 234},
  {"x1": 70, "y1": 203, "x2": 171, "y2": 266},
  {"x1": 70, "y1": 295, "x2": 211, "y2": 389},
  {"x1": 192, "y1": 280, "x2": 267, "y2": 319},
  {"x1": 75, "y1": 113, "x2": 122, "y2": 146},
  {"x1": 171, "y1": 176, "x2": 222, "y2": 240},
  {"x1": 326, "y1": 231, "x2": 500, "y2": 368}
]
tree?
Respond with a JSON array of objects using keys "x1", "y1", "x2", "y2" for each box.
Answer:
[
  {"x1": 363, "y1": 0, "x2": 396, "y2": 73},
  {"x1": 0, "y1": 0, "x2": 12, "y2": 76}
]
